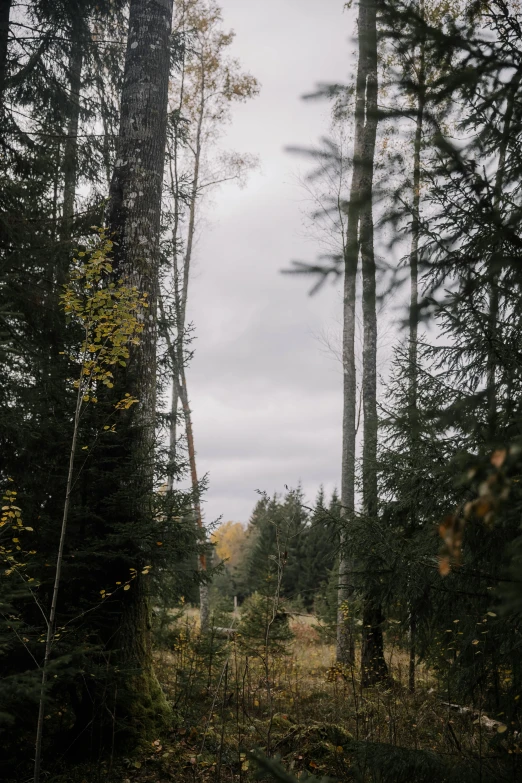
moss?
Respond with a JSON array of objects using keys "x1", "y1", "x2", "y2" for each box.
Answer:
[{"x1": 116, "y1": 664, "x2": 172, "y2": 751}]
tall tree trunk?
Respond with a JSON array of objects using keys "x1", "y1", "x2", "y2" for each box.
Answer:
[
  {"x1": 107, "y1": 0, "x2": 174, "y2": 723},
  {"x1": 169, "y1": 55, "x2": 210, "y2": 629},
  {"x1": 355, "y1": 0, "x2": 388, "y2": 687},
  {"x1": 0, "y1": 0, "x2": 11, "y2": 106},
  {"x1": 407, "y1": 9, "x2": 425, "y2": 694},
  {"x1": 62, "y1": 36, "x2": 83, "y2": 232},
  {"x1": 336, "y1": 217, "x2": 356, "y2": 666},
  {"x1": 166, "y1": 376, "x2": 179, "y2": 492},
  {"x1": 486, "y1": 69, "x2": 521, "y2": 444},
  {"x1": 165, "y1": 94, "x2": 184, "y2": 488},
  {"x1": 336, "y1": 0, "x2": 381, "y2": 668},
  {"x1": 178, "y1": 365, "x2": 209, "y2": 633}
]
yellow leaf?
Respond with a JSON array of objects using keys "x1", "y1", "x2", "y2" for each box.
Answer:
[
  {"x1": 124, "y1": 584, "x2": 130, "y2": 591},
  {"x1": 491, "y1": 449, "x2": 507, "y2": 468},
  {"x1": 497, "y1": 724, "x2": 507, "y2": 733},
  {"x1": 472, "y1": 639, "x2": 479, "y2": 645}
]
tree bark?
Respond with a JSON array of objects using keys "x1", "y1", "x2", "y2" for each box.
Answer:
[
  {"x1": 354, "y1": 0, "x2": 388, "y2": 687},
  {"x1": 0, "y1": 0, "x2": 11, "y2": 106},
  {"x1": 167, "y1": 38, "x2": 210, "y2": 629},
  {"x1": 107, "y1": 0, "x2": 174, "y2": 721},
  {"x1": 178, "y1": 365, "x2": 209, "y2": 632},
  {"x1": 336, "y1": 217, "x2": 356, "y2": 666},
  {"x1": 62, "y1": 32, "x2": 84, "y2": 233},
  {"x1": 336, "y1": 0, "x2": 380, "y2": 669}
]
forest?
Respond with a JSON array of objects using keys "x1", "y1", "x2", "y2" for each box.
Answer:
[{"x1": 1, "y1": 0, "x2": 522, "y2": 781}]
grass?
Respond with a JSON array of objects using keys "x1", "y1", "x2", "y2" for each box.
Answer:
[{"x1": 120, "y1": 607, "x2": 519, "y2": 783}]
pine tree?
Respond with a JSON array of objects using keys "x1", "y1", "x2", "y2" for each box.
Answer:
[
  {"x1": 300, "y1": 488, "x2": 338, "y2": 611},
  {"x1": 375, "y1": 0, "x2": 522, "y2": 719},
  {"x1": 101, "y1": 0, "x2": 175, "y2": 728}
]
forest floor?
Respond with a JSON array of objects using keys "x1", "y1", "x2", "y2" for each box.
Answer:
[{"x1": 104, "y1": 610, "x2": 514, "y2": 783}]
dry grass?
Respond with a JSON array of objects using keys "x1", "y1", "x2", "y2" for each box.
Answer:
[{"x1": 123, "y1": 607, "x2": 519, "y2": 783}]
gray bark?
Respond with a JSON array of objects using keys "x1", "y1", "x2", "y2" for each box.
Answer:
[
  {"x1": 336, "y1": 0, "x2": 382, "y2": 671},
  {"x1": 166, "y1": 140, "x2": 182, "y2": 489},
  {"x1": 107, "y1": 0, "x2": 174, "y2": 707},
  {"x1": 166, "y1": 41, "x2": 210, "y2": 630},
  {"x1": 336, "y1": 225, "x2": 356, "y2": 666},
  {"x1": 351, "y1": 0, "x2": 388, "y2": 687},
  {"x1": 0, "y1": 0, "x2": 11, "y2": 105},
  {"x1": 62, "y1": 36, "x2": 84, "y2": 232}
]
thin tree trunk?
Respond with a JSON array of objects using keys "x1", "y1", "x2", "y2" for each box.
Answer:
[
  {"x1": 407, "y1": 9, "x2": 425, "y2": 694},
  {"x1": 166, "y1": 376, "x2": 179, "y2": 492},
  {"x1": 34, "y1": 379, "x2": 84, "y2": 783},
  {"x1": 165, "y1": 62, "x2": 185, "y2": 487},
  {"x1": 62, "y1": 37, "x2": 84, "y2": 233},
  {"x1": 98, "y1": 80, "x2": 113, "y2": 190},
  {"x1": 336, "y1": 224, "x2": 356, "y2": 666},
  {"x1": 486, "y1": 69, "x2": 521, "y2": 443},
  {"x1": 0, "y1": 0, "x2": 11, "y2": 106},
  {"x1": 169, "y1": 52, "x2": 210, "y2": 629},
  {"x1": 180, "y1": 63, "x2": 205, "y2": 331},
  {"x1": 355, "y1": 0, "x2": 388, "y2": 688},
  {"x1": 336, "y1": 0, "x2": 381, "y2": 668},
  {"x1": 107, "y1": 0, "x2": 174, "y2": 718},
  {"x1": 178, "y1": 365, "x2": 209, "y2": 632}
]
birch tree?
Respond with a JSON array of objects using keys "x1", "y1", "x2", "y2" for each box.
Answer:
[
  {"x1": 162, "y1": 0, "x2": 258, "y2": 632},
  {"x1": 333, "y1": 0, "x2": 384, "y2": 676}
]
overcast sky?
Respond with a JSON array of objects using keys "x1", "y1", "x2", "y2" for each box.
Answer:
[{"x1": 186, "y1": 0, "x2": 357, "y2": 526}]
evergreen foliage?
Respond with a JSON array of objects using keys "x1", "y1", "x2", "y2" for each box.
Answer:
[
  {"x1": 2, "y1": 0, "x2": 522, "y2": 780},
  {"x1": 237, "y1": 488, "x2": 338, "y2": 610}
]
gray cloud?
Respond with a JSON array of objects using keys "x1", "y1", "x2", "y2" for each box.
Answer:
[{"x1": 183, "y1": 0, "x2": 353, "y2": 524}]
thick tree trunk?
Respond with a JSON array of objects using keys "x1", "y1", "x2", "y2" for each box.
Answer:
[
  {"x1": 107, "y1": 0, "x2": 174, "y2": 723},
  {"x1": 0, "y1": 0, "x2": 11, "y2": 106}
]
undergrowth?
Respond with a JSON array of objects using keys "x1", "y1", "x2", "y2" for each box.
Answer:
[
  {"x1": 37, "y1": 608, "x2": 521, "y2": 782},
  {"x1": 118, "y1": 608, "x2": 519, "y2": 783}
]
